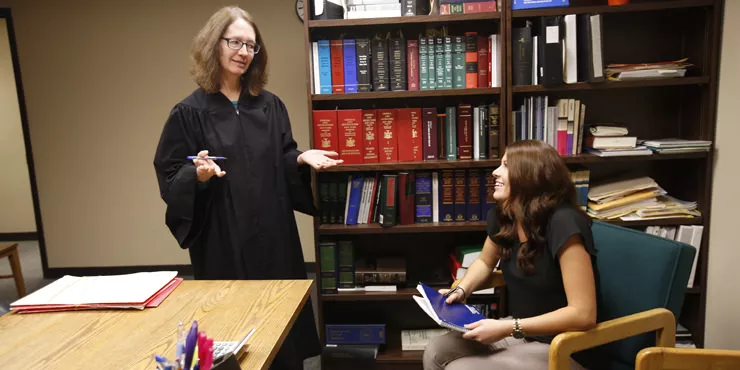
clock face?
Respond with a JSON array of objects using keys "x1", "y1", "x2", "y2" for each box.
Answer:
[{"x1": 296, "y1": 0, "x2": 305, "y2": 22}]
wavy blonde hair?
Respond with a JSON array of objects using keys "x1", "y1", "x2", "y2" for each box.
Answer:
[{"x1": 190, "y1": 6, "x2": 268, "y2": 96}]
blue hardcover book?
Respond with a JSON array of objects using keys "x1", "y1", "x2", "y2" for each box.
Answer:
[
  {"x1": 325, "y1": 324, "x2": 386, "y2": 345},
  {"x1": 345, "y1": 175, "x2": 364, "y2": 225},
  {"x1": 413, "y1": 282, "x2": 486, "y2": 332},
  {"x1": 512, "y1": 0, "x2": 569, "y2": 11},
  {"x1": 317, "y1": 40, "x2": 332, "y2": 94},
  {"x1": 343, "y1": 39, "x2": 358, "y2": 93}
]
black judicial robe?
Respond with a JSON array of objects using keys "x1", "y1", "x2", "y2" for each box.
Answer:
[{"x1": 153, "y1": 88, "x2": 321, "y2": 369}]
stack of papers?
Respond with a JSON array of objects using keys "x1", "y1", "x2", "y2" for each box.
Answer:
[
  {"x1": 640, "y1": 139, "x2": 712, "y2": 154},
  {"x1": 606, "y1": 58, "x2": 692, "y2": 81},
  {"x1": 412, "y1": 283, "x2": 485, "y2": 333},
  {"x1": 10, "y1": 271, "x2": 182, "y2": 313},
  {"x1": 587, "y1": 177, "x2": 700, "y2": 221}
]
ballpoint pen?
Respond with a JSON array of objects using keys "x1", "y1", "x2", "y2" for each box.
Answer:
[
  {"x1": 187, "y1": 156, "x2": 228, "y2": 160},
  {"x1": 184, "y1": 320, "x2": 198, "y2": 370}
]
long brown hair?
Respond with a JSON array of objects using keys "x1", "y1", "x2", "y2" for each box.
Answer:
[
  {"x1": 492, "y1": 140, "x2": 581, "y2": 275},
  {"x1": 189, "y1": 6, "x2": 268, "y2": 96}
]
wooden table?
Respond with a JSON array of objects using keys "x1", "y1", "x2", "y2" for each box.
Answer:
[{"x1": 0, "y1": 279, "x2": 314, "y2": 369}]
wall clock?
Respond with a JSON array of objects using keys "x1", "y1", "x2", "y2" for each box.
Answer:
[{"x1": 296, "y1": 0, "x2": 305, "y2": 23}]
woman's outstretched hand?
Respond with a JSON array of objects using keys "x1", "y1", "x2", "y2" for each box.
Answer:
[
  {"x1": 194, "y1": 150, "x2": 226, "y2": 182},
  {"x1": 298, "y1": 150, "x2": 343, "y2": 170}
]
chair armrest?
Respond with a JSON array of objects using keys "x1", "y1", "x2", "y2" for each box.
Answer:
[
  {"x1": 548, "y1": 308, "x2": 677, "y2": 370},
  {"x1": 452, "y1": 270, "x2": 506, "y2": 290},
  {"x1": 636, "y1": 347, "x2": 740, "y2": 370}
]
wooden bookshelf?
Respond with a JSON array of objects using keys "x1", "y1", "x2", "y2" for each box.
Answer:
[
  {"x1": 511, "y1": 76, "x2": 710, "y2": 93},
  {"x1": 318, "y1": 217, "x2": 703, "y2": 235},
  {"x1": 318, "y1": 151, "x2": 708, "y2": 172},
  {"x1": 309, "y1": 12, "x2": 500, "y2": 28},
  {"x1": 311, "y1": 87, "x2": 501, "y2": 101},
  {"x1": 511, "y1": 0, "x2": 714, "y2": 18},
  {"x1": 302, "y1": 0, "x2": 722, "y2": 364}
]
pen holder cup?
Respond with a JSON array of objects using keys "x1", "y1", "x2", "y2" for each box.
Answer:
[{"x1": 211, "y1": 353, "x2": 242, "y2": 370}]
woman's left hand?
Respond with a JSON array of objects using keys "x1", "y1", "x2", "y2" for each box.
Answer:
[
  {"x1": 298, "y1": 150, "x2": 343, "y2": 170},
  {"x1": 462, "y1": 319, "x2": 512, "y2": 344}
]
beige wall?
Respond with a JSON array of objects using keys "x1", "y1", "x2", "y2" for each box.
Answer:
[
  {"x1": 0, "y1": 18, "x2": 35, "y2": 233},
  {"x1": 705, "y1": 0, "x2": 740, "y2": 350},
  {"x1": 0, "y1": 0, "x2": 315, "y2": 266}
]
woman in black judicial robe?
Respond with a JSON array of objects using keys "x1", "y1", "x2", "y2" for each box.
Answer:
[{"x1": 153, "y1": 6, "x2": 341, "y2": 370}]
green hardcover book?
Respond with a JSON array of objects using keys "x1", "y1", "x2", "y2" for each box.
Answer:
[
  {"x1": 320, "y1": 175, "x2": 330, "y2": 224},
  {"x1": 445, "y1": 106, "x2": 457, "y2": 160},
  {"x1": 435, "y1": 37, "x2": 445, "y2": 90},
  {"x1": 337, "y1": 240, "x2": 355, "y2": 288},
  {"x1": 319, "y1": 241, "x2": 338, "y2": 294},
  {"x1": 444, "y1": 36, "x2": 453, "y2": 89},
  {"x1": 452, "y1": 36, "x2": 465, "y2": 89},
  {"x1": 328, "y1": 174, "x2": 338, "y2": 224},
  {"x1": 419, "y1": 37, "x2": 428, "y2": 90},
  {"x1": 427, "y1": 37, "x2": 436, "y2": 90}
]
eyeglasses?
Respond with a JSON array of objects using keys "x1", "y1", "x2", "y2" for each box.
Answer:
[{"x1": 222, "y1": 38, "x2": 261, "y2": 55}]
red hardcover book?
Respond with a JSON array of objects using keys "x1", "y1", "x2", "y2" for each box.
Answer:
[
  {"x1": 362, "y1": 110, "x2": 379, "y2": 163},
  {"x1": 437, "y1": 113, "x2": 446, "y2": 159},
  {"x1": 397, "y1": 108, "x2": 423, "y2": 162},
  {"x1": 422, "y1": 108, "x2": 438, "y2": 160},
  {"x1": 477, "y1": 36, "x2": 489, "y2": 89},
  {"x1": 464, "y1": 1, "x2": 496, "y2": 14},
  {"x1": 337, "y1": 109, "x2": 364, "y2": 164},
  {"x1": 488, "y1": 35, "x2": 493, "y2": 88},
  {"x1": 330, "y1": 40, "x2": 344, "y2": 94},
  {"x1": 457, "y1": 104, "x2": 473, "y2": 160},
  {"x1": 398, "y1": 172, "x2": 415, "y2": 225},
  {"x1": 312, "y1": 110, "x2": 338, "y2": 152},
  {"x1": 465, "y1": 32, "x2": 479, "y2": 89},
  {"x1": 407, "y1": 40, "x2": 420, "y2": 91},
  {"x1": 378, "y1": 109, "x2": 399, "y2": 162}
]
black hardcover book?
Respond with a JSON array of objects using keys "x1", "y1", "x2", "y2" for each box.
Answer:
[
  {"x1": 356, "y1": 38, "x2": 371, "y2": 92},
  {"x1": 372, "y1": 38, "x2": 389, "y2": 91},
  {"x1": 512, "y1": 23, "x2": 533, "y2": 86}
]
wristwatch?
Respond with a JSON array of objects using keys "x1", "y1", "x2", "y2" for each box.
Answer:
[{"x1": 512, "y1": 318, "x2": 526, "y2": 339}]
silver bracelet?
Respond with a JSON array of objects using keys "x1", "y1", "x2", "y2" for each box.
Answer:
[{"x1": 446, "y1": 286, "x2": 466, "y2": 299}]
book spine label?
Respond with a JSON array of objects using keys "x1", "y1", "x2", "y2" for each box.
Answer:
[
  {"x1": 379, "y1": 109, "x2": 398, "y2": 162},
  {"x1": 419, "y1": 37, "x2": 429, "y2": 90},
  {"x1": 337, "y1": 109, "x2": 364, "y2": 164},
  {"x1": 407, "y1": 39, "x2": 420, "y2": 91},
  {"x1": 362, "y1": 109, "x2": 379, "y2": 163},
  {"x1": 356, "y1": 39, "x2": 371, "y2": 92},
  {"x1": 465, "y1": 32, "x2": 479, "y2": 88},
  {"x1": 422, "y1": 108, "x2": 438, "y2": 160},
  {"x1": 312, "y1": 110, "x2": 339, "y2": 152},
  {"x1": 457, "y1": 104, "x2": 473, "y2": 159},
  {"x1": 415, "y1": 172, "x2": 433, "y2": 223},
  {"x1": 317, "y1": 40, "x2": 333, "y2": 94},
  {"x1": 330, "y1": 40, "x2": 345, "y2": 93},
  {"x1": 441, "y1": 170, "x2": 455, "y2": 222},
  {"x1": 452, "y1": 36, "x2": 466, "y2": 89},
  {"x1": 453, "y1": 169, "x2": 468, "y2": 222},
  {"x1": 325, "y1": 324, "x2": 386, "y2": 345},
  {"x1": 343, "y1": 39, "x2": 358, "y2": 93}
]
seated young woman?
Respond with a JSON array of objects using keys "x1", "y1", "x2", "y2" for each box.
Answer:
[{"x1": 423, "y1": 140, "x2": 599, "y2": 370}]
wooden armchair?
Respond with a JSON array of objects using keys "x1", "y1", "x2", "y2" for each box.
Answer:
[
  {"x1": 635, "y1": 346, "x2": 740, "y2": 370},
  {"x1": 453, "y1": 221, "x2": 698, "y2": 370}
]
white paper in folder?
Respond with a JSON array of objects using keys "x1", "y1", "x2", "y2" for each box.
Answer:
[{"x1": 11, "y1": 271, "x2": 178, "y2": 307}]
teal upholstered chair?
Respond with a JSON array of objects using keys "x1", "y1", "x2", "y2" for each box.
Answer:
[{"x1": 456, "y1": 220, "x2": 698, "y2": 370}]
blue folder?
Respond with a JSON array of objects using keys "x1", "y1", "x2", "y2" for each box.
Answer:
[{"x1": 413, "y1": 282, "x2": 486, "y2": 332}]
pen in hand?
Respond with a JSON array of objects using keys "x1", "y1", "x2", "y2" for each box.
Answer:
[{"x1": 187, "y1": 156, "x2": 227, "y2": 160}]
